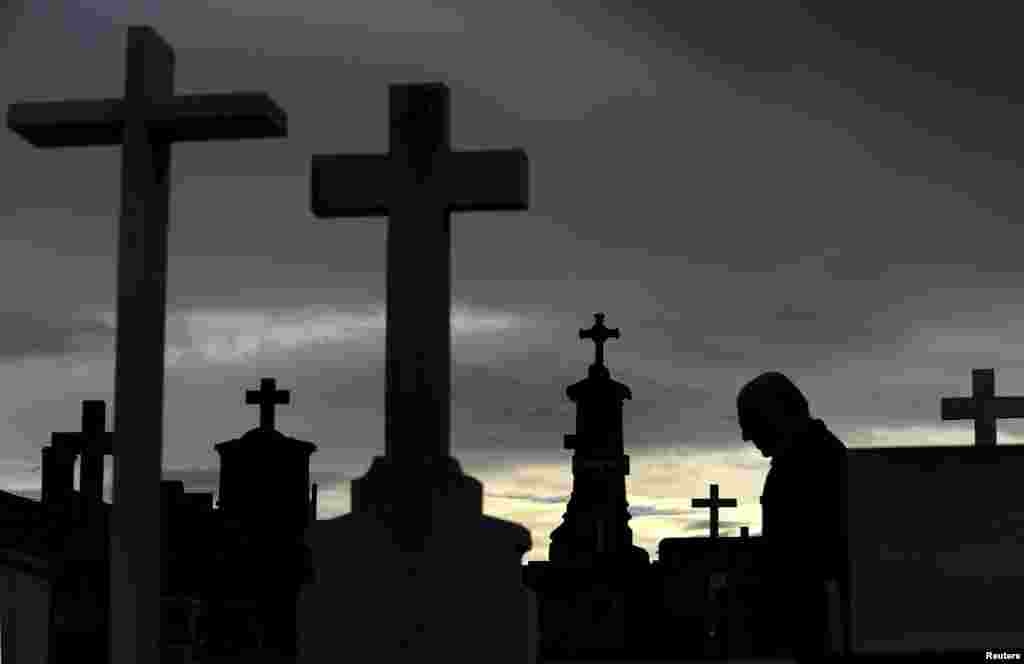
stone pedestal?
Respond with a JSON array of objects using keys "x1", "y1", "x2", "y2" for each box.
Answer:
[{"x1": 297, "y1": 455, "x2": 537, "y2": 664}]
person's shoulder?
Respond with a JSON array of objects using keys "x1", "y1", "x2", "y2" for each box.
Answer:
[{"x1": 813, "y1": 419, "x2": 846, "y2": 447}]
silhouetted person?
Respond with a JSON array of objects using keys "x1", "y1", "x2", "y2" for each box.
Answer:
[{"x1": 737, "y1": 371, "x2": 848, "y2": 660}]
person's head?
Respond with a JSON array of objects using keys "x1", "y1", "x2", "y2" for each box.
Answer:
[{"x1": 737, "y1": 371, "x2": 811, "y2": 458}]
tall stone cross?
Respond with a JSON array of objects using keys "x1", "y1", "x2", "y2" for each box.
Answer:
[
  {"x1": 692, "y1": 483, "x2": 737, "y2": 539},
  {"x1": 246, "y1": 377, "x2": 291, "y2": 431},
  {"x1": 51, "y1": 400, "x2": 113, "y2": 503},
  {"x1": 941, "y1": 368, "x2": 1024, "y2": 446},
  {"x1": 7, "y1": 26, "x2": 286, "y2": 664},
  {"x1": 311, "y1": 82, "x2": 528, "y2": 461},
  {"x1": 579, "y1": 312, "x2": 620, "y2": 368}
]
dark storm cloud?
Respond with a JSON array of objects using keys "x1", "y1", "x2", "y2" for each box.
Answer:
[
  {"x1": 798, "y1": 3, "x2": 1024, "y2": 103},
  {"x1": 626, "y1": 1, "x2": 1024, "y2": 226},
  {"x1": 651, "y1": 297, "x2": 905, "y2": 373},
  {"x1": 0, "y1": 312, "x2": 114, "y2": 359},
  {"x1": 456, "y1": 364, "x2": 573, "y2": 426},
  {"x1": 0, "y1": 0, "x2": 28, "y2": 41}
]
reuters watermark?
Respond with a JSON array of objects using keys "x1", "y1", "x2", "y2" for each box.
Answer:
[{"x1": 986, "y1": 652, "x2": 1022, "y2": 661}]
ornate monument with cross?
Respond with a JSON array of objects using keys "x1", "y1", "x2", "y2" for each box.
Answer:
[
  {"x1": 298, "y1": 82, "x2": 537, "y2": 664},
  {"x1": 521, "y1": 314, "x2": 649, "y2": 660},
  {"x1": 549, "y1": 313, "x2": 649, "y2": 567},
  {"x1": 940, "y1": 368, "x2": 1024, "y2": 445},
  {"x1": 210, "y1": 378, "x2": 317, "y2": 658},
  {"x1": 7, "y1": 25, "x2": 287, "y2": 664}
]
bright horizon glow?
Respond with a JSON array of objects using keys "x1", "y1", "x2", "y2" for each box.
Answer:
[{"x1": 0, "y1": 422, "x2": 1013, "y2": 564}]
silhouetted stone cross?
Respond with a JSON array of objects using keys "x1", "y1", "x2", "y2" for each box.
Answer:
[
  {"x1": 246, "y1": 378, "x2": 291, "y2": 431},
  {"x1": 941, "y1": 368, "x2": 1024, "y2": 446},
  {"x1": 311, "y1": 83, "x2": 528, "y2": 461},
  {"x1": 579, "y1": 313, "x2": 620, "y2": 368},
  {"x1": 691, "y1": 483, "x2": 737, "y2": 539},
  {"x1": 52, "y1": 400, "x2": 113, "y2": 503},
  {"x1": 6, "y1": 26, "x2": 286, "y2": 664}
]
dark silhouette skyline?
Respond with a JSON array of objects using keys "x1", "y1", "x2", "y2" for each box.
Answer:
[
  {"x1": 3, "y1": 8, "x2": 1024, "y2": 662},
  {"x1": 3, "y1": 6, "x2": 1024, "y2": 559}
]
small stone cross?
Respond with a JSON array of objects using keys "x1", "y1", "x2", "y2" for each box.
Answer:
[
  {"x1": 691, "y1": 483, "x2": 737, "y2": 539},
  {"x1": 246, "y1": 378, "x2": 291, "y2": 431}
]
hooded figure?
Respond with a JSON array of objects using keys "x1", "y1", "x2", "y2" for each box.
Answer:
[{"x1": 737, "y1": 371, "x2": 848, "y2": 659}]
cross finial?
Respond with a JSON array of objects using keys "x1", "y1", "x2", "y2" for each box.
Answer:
[
  {"x1": 579, "y1": 312, "x2": 620, "y2": 368},
  {"x1": 245, "y1": 378, "x2": 290, "y2": 431}
]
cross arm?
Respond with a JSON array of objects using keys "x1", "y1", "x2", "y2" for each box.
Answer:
[
  {"x1": 7, "y1": 99, "x2": 124, "y2": 148},
  {"x1": 51, "y1": 431, "x2": 114, "y2": 455},
  {"x1": 153, "y1": 93, "x2": 287, "y2": 142},
  {"x1": 311, "y1": 154, "x2": 393, "y2": 218},
  {"x1": 941, "y1": 396, "x2": 1024, "y2": 420},
  {"x1": 446, "y1": 149, "x2": 529, "y2": 212}
]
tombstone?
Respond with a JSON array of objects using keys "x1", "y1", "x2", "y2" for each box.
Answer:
[
  {"x1": 299, "y1": 82, "x2": 535, "y2": 664},
  {"x1": 7, "y1": 25, "x2": 287, "y2": 664},
  {"x1": 652, "y1": 531, "x2": 769, "y2": 659},
  {"x1": 842, "y1": 445, "x2": 1024, "y2": 655},
  {"x1": 941, "y1": 368, "x2": 1024, "y2": 445}
]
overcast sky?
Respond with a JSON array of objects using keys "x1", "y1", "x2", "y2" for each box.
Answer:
[{"x1": 2, "y1": 2, "x2": 1022, "y2": 563}]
